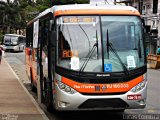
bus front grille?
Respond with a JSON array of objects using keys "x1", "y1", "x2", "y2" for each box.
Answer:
[{"x1": 78, "y1": 98, "x2": 129, "y2": 109}]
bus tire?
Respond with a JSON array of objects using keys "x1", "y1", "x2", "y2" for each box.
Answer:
[{"x1": 30, "y1": 70, "x2": 37, "y2": 92}]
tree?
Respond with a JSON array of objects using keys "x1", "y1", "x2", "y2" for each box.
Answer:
[
  {"x1": 0, "y1": 0, "x2": 27, "y2": 34},
  {"x1": 0, "y1": 0, "x2": 90, "y2": 34}
]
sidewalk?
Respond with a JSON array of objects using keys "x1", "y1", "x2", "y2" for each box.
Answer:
[{"x1": 0, "y1": 59, "x2": 48, "y2": 120}]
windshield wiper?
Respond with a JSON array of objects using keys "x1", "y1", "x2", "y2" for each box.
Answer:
[
  {"x1": 106, "y1": 30, "x2": 109, "y2": 59},
  {"x1": 79, "y1": 35, "x2": 98, "y2": 72},
  {"x1": 106, "y1": 30, "x2": 129, "y2": 75},
  {"x1": 79, "y1": 43, "x2": 97, "y2": 72}
]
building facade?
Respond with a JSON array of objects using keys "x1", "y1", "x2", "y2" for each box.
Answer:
[{"x1": 132, "y1": 0, "x2": 159, "y2": 54}]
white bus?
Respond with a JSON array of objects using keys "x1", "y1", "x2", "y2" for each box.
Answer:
[
  {"x1": 26, "y1": 4, "x2": 147, "y2": 112},
  {"x1": 2, "y1": 34, "x2": 26, "y2": 52}
]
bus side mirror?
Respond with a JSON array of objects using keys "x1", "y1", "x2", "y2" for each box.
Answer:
[{"x1": 50, "y1": 31, "x2": 56, "y2": 47}]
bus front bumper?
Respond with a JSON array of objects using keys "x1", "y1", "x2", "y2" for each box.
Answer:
[{"x1": 53, "y1": 84, "x2": 147, "y2": 111}]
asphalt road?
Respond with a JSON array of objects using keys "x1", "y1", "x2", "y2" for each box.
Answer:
[{"x1": 4, "y1": 51, "x2": 160, "y2": 120}]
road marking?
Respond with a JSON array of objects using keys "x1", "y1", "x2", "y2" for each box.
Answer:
[{"x1": 3, "y1": 58, "x2": 49, "y2": 120}]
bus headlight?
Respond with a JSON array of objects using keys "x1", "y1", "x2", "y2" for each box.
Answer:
[
  {"x1": 131, "y1": 80, "x2": 146, "y2": 93},
  {"x1": 57, "y1": 81, "x2": 76, "y2": 94},
  {"x1": 59, "y1": 82, "x2": 65, "y2": 89}
]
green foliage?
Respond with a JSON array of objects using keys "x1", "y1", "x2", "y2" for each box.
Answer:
[
  {"x1": 0, "y1": 0, "x2": 90, "y2": 33},
  {"x1": 24, "y1": 5, "x2": 38, "y2": 22},
  {"x1": 0, "y1": 0, "x2": 27, "y2": 31},
  {"x1": 24, "y1": 0, "x2": 89, "y2": 22}
]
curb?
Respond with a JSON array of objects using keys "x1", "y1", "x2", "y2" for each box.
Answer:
[{"x1": 3, "y1": 58, "x2": 49, "y2": 120}]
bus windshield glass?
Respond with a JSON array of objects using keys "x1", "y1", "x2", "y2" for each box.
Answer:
[
  {"x1": 57, "y1": 16, "x2": 145, "y2": 73},
  {"x1": 4, "y1": 36, "x2": 18, "y2": 45}
]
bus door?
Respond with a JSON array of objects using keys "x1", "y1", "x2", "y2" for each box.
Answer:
[
  {"x1": 38, "y1": 18, "x2": 55, "y2": 111},
  {"x1": 29, "y1": 19, "x2": 41, "y2": 93}
]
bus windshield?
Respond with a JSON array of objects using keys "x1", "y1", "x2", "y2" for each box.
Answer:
[
  {"x1": 57, "y1": 16, "x2": 145, "y2": 73},
  {"x1": 4, "y1": 36, "x2": 18, "y2": 45}
]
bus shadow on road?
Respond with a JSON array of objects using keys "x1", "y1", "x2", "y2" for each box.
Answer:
[{"x1": 53, "y1": 110, "x2": 124, "y2": 120}]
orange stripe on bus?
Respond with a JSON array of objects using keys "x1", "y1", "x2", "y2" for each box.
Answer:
[
  {"x1": 54, "y1": 9, "x2": 140, "y2": 17},
  {"x1": 61, "y1": 76, "x2": 143, "y2": 93}
]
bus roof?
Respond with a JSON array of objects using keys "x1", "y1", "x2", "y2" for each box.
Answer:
[
  {"x1": 4, "y1": 34, "x2": 25, "y2": 37},
  {"x1": 52, "y1": 4, "x2": 138, "y2": 12},
  {"x1": 29, "y1": 4, "x2": 140, "y2": 25}
]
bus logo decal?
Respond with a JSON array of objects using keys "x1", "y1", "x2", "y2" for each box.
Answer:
[
  {"x1": 95, "y1": 85, "x2": 100, "y2": 91},
  {"x1": 101, "y1": 85, "x2": 107, "y2": 91}
]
